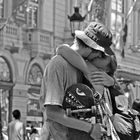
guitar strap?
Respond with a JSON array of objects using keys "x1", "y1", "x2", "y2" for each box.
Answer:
[
  {"x1": 103, "y1": 88, "x2": 113, "y2": 115},
  {"x1": 102, "y1": 88, "x2": 121, "y2": 140},
  {"x1": 83, "y1": 75, "x2": 120, "y2": 140}
]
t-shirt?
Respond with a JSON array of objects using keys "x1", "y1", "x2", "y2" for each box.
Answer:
[
  {"x1": 40, "y1": 55, "x2": 83, "y2": 140},
  {"x1": 8, "y1": 120, "x2": 24, "y2": 140}
]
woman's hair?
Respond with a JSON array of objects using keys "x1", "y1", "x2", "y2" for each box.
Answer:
[
  {"x1": 108, "y1": 55, "x2": 117, "y2": 76},
  {"x1": 132, "y1": 98, "x2": 140, "y2": 112}
]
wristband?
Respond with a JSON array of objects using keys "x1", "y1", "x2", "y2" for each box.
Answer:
[{"x1": 88, "y1": 124, "x2": 94, "y2": 135}]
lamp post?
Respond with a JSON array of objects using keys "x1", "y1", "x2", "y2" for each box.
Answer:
[{"x1": 68, "y1": 7, "x2": 86, "y2": 37}]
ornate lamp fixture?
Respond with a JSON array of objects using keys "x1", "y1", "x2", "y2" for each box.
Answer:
[{"x1": 68, "y1": 7, "x2": 86, "y2": 37}]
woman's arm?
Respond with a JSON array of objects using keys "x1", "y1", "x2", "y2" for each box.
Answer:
[
  {"x1": 56, "y1": 44, "x2": 89, "y2": 74},
  {"x1": 56, "y1": 44, "x2": 104, "y2": 94}
]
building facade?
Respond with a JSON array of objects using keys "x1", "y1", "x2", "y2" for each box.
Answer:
[{"x1": 0, "y1": 0, "x2": 140, "y2": 131}]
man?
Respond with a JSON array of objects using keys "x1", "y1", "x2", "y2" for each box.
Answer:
[
  {"x1": 40, "y1": 22, "x2": 118, "y2": 140},
  {"x1": 8, "y1": 109, "x2": 25, "y2": 140}
]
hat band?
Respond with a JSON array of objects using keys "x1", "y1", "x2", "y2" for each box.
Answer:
[
  {"x1": 89, "y1": 39, "x2": 105, "y2": 52},
  {"x1": 85, "y1": 30, "x2": 98, "y2": 43},
  {"x1": 83, "y1": 32, "x2": 105, "y2": 52}
]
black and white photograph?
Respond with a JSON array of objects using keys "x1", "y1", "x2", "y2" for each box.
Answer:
[{"x1": 0, "y1": 0, "x2": 140, "y2": 140}]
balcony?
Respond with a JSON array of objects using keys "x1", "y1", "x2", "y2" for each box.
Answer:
[
  {"x1": 0, "y1": 18, "x2": 54, "y2": 58},
  {"x1": 0, "y1": 20, "x2": 21, "y2": 53},
  {"x1": 23, "y1": 28, "x2": 54, "y2": 59}
]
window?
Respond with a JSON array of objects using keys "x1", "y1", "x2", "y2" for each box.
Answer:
[
  {"x1": 111, "y1": 0, "x2": 123, "y2": 13},
  {"x1": 0, "y1": 0, "x2": 4, "y2": 18},
  {"x1": 0, "y1": 57, "x2": 11, "y2": 82},
  {"x1": 138, "y1": 10, "x2": 140, "y2": 41},
  {"x1": 111, "y1": 0, "x2": 124, "y2": 50},
  {"x1": 28, "y1": 64, "x2": 43, "y2": 86},
  {"x1": 0, "y1": 57, "x2": 12, "y2": 131},
  {"x1": 111, "y1": 13, "x2": 122, "y2": 33},
  {"x1": 27, "y1": 64, "x2": 43, "y2": 128},
  {"x1": 29, "y1": 33, "x2": 32, "y2": 42},
  {"x1": 27, "y1": 2, "x2": 38, "y2": 28}
]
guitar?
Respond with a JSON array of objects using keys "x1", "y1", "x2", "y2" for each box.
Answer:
[
  {"x1": 63, "y1": 83, "x2": 97, "y2": 119},
  {"x1": 63, "y1": 83, "x2": 120, "y2": 140}
]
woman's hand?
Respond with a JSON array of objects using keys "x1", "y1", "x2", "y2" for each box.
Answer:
[{"x1": 89, "y1": 71, "x2": 114, "y2": 87}]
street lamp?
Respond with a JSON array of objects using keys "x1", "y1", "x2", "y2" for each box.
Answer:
[{"x1": 68, "y1": 7, "x2": 86, "y2": 37}]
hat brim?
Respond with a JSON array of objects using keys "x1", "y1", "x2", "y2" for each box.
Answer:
[{"x1": 75, "y1": 30, "x2": 114, "y2": 56}]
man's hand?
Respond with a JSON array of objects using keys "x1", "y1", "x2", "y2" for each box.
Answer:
[
  {"x1": 89, "y1": 71, "x2": 114, "y2": 87},
  {"x1": 90, "y1": 123, "x2": 107, "y2": 140}
]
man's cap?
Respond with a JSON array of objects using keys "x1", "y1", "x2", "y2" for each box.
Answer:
[{"x1": 75, "y1": 22, "x2": 114, "y2": 56}]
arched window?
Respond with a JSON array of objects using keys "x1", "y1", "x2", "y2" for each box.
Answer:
[
  {"x1": 0, "y1": 57, "x2": 12, "y2": 82},
  {"x1": 0, "y1": 57, "x2": 12, "y2": 132},
  {"x1": 27, "y1": 0, "x2": 39, "y2": 28},
  {"x1": 27, "y1": 64, "x2": 43, "y2": 128},
  {"x1": 28, "y1": 64, "x2": 43, "y2": 86}
]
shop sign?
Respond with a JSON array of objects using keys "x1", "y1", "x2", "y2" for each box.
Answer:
[{"x1": 27, "y1": 92, "x2": 42, "y2": 117}]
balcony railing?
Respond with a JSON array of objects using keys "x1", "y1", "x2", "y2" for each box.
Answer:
[{"x1": 0, "y1": 22, "x2": 21, "y2": 53}]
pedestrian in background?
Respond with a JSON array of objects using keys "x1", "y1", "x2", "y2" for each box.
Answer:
[
  {"x1": 30, "y1": 128, "x2": 39, "y2": 140},
  {"x1": 8, "y1": 109, "x2": 25, "y2": 140}
]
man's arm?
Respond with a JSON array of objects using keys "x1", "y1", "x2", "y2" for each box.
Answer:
[
  {"x1": 89, "y1": 71, "x2": 114, "y2": 87},
  {"x1": 46, "y1": 105, "x2": 106, "y2": 139},
  {"x1": 90, "y1": 71, "x2": 124, "y2": 95},
  {"x1": 46, "y1": 105, "x2": 91, "y2": 132}
]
